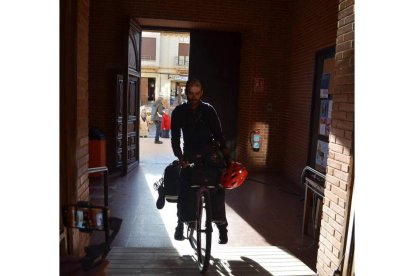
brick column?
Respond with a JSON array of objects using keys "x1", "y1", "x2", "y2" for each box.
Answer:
[
  {"x1": 74, "y1": 0, "x2": 91, "y2": 256},
  {"x1": 60, "y1": 0, "x2": 90, "y2": 256},
  {"x1": 316, "y1": 0, "x2": 354, "y2": 275}
]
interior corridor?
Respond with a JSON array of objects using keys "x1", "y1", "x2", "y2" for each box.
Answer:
[{"x1": 89, "y1": 137, "x2": 318, "y2": 275}]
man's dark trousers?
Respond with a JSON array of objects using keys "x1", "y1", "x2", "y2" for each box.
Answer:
[{"x1": 154, "y1": 121, "x2": 162, "y2": 142}]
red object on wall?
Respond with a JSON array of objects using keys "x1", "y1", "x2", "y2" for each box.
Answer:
[{"x1": 89, "y1": 139, "x2": 106, "y2": 178}]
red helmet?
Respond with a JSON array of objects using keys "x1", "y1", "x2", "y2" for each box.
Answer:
[{"x1": 221, "y1": 162, "x2": 248, "y2": 189}]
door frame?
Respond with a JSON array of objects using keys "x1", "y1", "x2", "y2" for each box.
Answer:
[{"x1": 122, "y1": 18, "x2": 141, "y2": 174}]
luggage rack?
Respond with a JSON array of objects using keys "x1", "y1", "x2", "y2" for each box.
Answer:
[
  {"x1": 61, "y1": 166, "x2": 122, "y2": 270},
  {"x1": 301, "y1": 166, "x2": 326, "y2": 239},
  {"x1": 87, "y1": 166, "x2": 110, "y2": 241}
]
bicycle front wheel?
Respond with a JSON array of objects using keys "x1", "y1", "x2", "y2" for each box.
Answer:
[{"x1": 196, "y1": 190, "x2": 212, "y2": 273}]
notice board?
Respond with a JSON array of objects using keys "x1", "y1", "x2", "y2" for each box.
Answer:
[{"x1": 308, "y1": 47, "x2": 335, "y2": 173}]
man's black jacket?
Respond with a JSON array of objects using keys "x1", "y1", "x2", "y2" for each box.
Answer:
[{"x1": 171, "y1": 101, "x2": 226, "y2": 161}]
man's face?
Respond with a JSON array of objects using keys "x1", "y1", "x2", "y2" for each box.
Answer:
[{"x1": 187, "y1": 85, "x2": 203, "y2": 107}]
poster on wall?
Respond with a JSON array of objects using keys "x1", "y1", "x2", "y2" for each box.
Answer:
[
  {"x1": 315, "y1": 140, "x2": 329, "y2": 168},
  {"x1": 254, "y1": 78, "x2": 265, "y2": 93},
  {"x1": 319, "y1": 99, "x2": 334, "y2": 136},
  {"x1": 319, "y1": 99, "x2": 329, "y2": 135},
  {"x1": 320, "y1": 73, "x2": 331, "y2": 98},
  {"x1": 326, "y1": 100, "x2": 333, "y2": 135}
]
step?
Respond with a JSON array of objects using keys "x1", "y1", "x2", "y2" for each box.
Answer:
[{"x1": 107, "y1": 246, "x2": 316, "y2": 275}]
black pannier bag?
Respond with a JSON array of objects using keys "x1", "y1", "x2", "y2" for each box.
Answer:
[
  {"x1": 187, "y1": 143, "x2": 225, "y2": 188},
  {"x1": 163, "y1": 160, "x2": 181, "y2": 203},
  {"x1": 190, "y1": 166, "x2": 221, "y2": 188}
]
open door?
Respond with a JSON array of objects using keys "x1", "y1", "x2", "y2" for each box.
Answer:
[
  {"x1": 117, "y1": 19, "x2": 141, "y2": 175},
  {"x1": 188, "y1": 30, "x2": 241, "y2": 158}
]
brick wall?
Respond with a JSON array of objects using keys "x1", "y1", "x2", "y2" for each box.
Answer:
[
  {"x1": 281, "y1": 0, "x2": 339, "y2": 184},
  {"x1": 89, "y1": 1, "x2": 124, "y2": 170},
  {"x1": 72, "y1": 0, "x2": 91, "y2": 256},
  {"x1": 89, "y1": 0, "x2": 292, "y2": 172},
  {"x1": 88, "y1": 0, "x2": 347, "y2": 181},
  {"x1": 87, "y1": 0, "x2": 345, "y2": 179},
  {"x1": 316, "y1": 0, "x2": 354, "y2": 275}
]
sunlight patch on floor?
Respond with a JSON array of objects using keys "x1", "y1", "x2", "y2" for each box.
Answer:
[
  {"x1": 144, "y1": 172, "x2": 271, "y2": 252},
  {"x1": 139, "y1": 172, "x2": 315, "y2": 275},
  {"x1": 143, "y1": 172, "x2": 192, "y2": 254}
]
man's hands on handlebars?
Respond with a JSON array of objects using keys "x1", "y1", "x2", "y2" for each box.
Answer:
[
  {"x1": 179, "y1": 159, "x2": 189, "y2": 168},
  {"x1": 179, "y1": 159, "x2": 231, "y2": 168}
]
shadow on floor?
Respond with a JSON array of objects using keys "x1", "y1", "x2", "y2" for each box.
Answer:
[
  {"x1": 89, "y1": 136, "x2": 318, "y2": 272},
  {"x1": 107, "y1": 246, "x2": 316, "y2": 275}
]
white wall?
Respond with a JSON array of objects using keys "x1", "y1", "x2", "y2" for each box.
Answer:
[{"x1": 141, "y1": 31, "x2": 189, "y2": 103}]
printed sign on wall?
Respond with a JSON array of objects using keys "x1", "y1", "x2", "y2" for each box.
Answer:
[
  {"x1": 315, "y1": 140, "x2": 329, "y2": 168},
  {"x1": 319, "y1": 99, "x2": 333, "y2": 136},
  {"x1": 320, "y1": 73, "x2": 331, "y2": 98},
  {"x1": 254, "y1": 78, "x2": 265, "y2": 93}
]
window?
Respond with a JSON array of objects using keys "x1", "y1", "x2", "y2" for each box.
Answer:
[
  {"x1": 177, "y1": 43, "x2": 189, "y2": 66},
  {"x1": 141, "y1": 37, "x2": 156, "y2": 60}
]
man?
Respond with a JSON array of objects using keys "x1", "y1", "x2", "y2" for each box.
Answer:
[
  {"x1": 152, "y1": 97, "x2": 164, "y2": 144},
  {"x1": 170, "y1": 78, "x2": 231, "y2": 244}
]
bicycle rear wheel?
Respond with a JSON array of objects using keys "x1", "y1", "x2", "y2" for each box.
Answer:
[{"x1": 196, "y1": 190, "x2": 212, "y2": 273}]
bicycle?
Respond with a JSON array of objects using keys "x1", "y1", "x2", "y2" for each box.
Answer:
[
  {"x1": 183, "y1": 162, "x2": 220, "y2": 273},
  {"x1": 156, "y1": 156, "x2": 248, "y2": 273}
]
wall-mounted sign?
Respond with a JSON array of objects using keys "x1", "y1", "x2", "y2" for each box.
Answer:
[
  {"x1": 319, "y1": 99, "x2": 333, "y2": 136},
  {"x1": 315, "y1": 140, "x2": 329, "y2": 168},
  {"x1": 320, "y1": 73, "x2": 331, "y2": 98},
  {"x1": 168, "y1": 74, "x2": 188, "y2": 81},
  {"x1": 254, "y1": 78, "x2": 265, "y2": 93},
  {"x1": 309, "y1": 48, "x2": 335, "y2": 174}
]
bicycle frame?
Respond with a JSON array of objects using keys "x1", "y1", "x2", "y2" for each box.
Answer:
[{"x1": 184, "y1": 164, "x2": 216, "y2": 273}]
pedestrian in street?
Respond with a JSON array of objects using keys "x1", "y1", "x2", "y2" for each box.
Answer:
[
  {"x1": 161, "y1": 109, "x2": 171, "y2": 138},
  {"x1": 152, "y1": 97, "x2": 164, "y2": 144},
  {"x1": 139, "y1": 106, "x2": 149, "y2": 137}
]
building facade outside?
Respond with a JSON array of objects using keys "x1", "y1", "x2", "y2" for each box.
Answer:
[{"x1": 140, "y1": 31, "x2": 189, "y2": 108}]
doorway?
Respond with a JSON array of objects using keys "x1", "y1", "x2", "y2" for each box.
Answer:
[
  {"x1": 101, "y1": 21, "x2": 318, "y2": 274},
  {"x1": 138, "y1": 30, "x2": 190, "y2": 163},
  {"x1": 138, "y1": 29, "x2": 241, "y2": 164}
]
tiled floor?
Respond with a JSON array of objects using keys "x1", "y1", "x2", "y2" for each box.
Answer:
[
  {"x1": 107, "y1": 246, "x2": 316, "y2": 275},
  {"x1": 90, "y1": 136, "x2": 318, "y2": 273}
]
